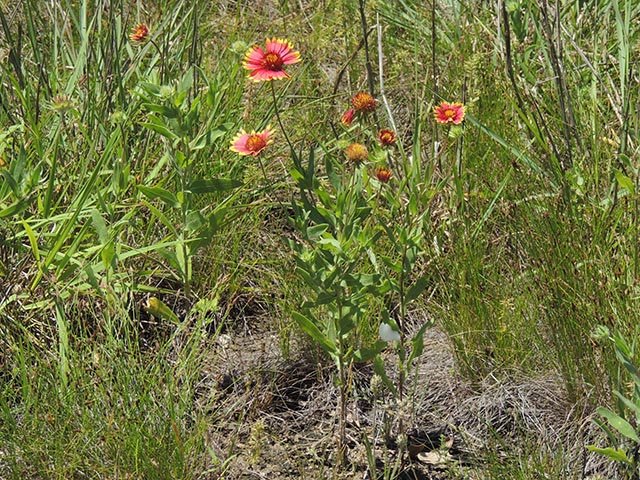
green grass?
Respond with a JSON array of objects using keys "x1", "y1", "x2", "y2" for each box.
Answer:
[{"x1": 1, "y1": 0, "x2": 640, "y2": 477}]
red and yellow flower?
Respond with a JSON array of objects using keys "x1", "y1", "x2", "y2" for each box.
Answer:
[
  {"x1": 341, "y1": 108, "x2": 355, "y2": 127},
  {"x1": 243, "y1": 38, "x2": 301, "y2": 82},
  {"x1": 375, "y1": 167, "x2": 393, "y2": 183},
  {"x1": 351, "y1": 92, "x2": 377, "y2": 113},
  {"x1": 378, "y1": 129, "x2": 396, "y2": 147},
  {"x1": 129, "y1": 23, "x2": 150, "y2": 44},
  {"x1": 230, "y1": 128, "x2": 273, "y2": 157},
  {"x1": 434, "y1": 101, "x2": 465, "y2": 125},
  {"x1": 345, "y1": 143, "x2": 369, "y2": 163}
]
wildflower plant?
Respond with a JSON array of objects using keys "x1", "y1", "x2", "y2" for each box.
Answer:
[
  {"x1": 288, "y1": 147, "x2": 387, "y2": 465},
  {"x1": 230, "y1": 127, "x2": 274, "y2": 182},
  {"x1": 433, "y1": 100, "x2": 467, "y2": 216},
  {"x1": 135, "y1": 68, "x2": 241, "y2": 297},
  {"x1": 129, "y1": 23, "x2": 150, "y2": 44},
  {"x1": 434, "y1": 101, "x2": 466, "y2": 125},
  {"x1": 588, "y1": 326, "x2": 640, "y2": 475},
  {"x1": 234, "y1": 26, "x2": 439, "y2": 468},
  {"x1": 243, "y1": 37, "x2": 301, "y2": 82},
  {"x1": 287, "y1": 87, "x2": 437, "y2": 466}
]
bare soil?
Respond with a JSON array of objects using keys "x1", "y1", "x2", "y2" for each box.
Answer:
[{"x1": 196, "y1": 317, "x2": 615, "y2": 479}]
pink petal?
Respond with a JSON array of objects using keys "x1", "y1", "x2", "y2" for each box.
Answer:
[
  {"x1": 281, "y1": 51, "x2": 301, "y2": 65},
  {"x1": 248, "y1": 69, "x2": 289, "y2": 81},
  {"x1": 244, "y1": 47, "x2": 265, "y2": 65},
  {"x1": 265, "y1": 38, "x2": 285, "y2": 53},
  {"x1": 230, "y1": 132, "x2": 251, "y2": 154}
]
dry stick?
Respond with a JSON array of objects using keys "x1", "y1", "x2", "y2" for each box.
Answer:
[
  {"x1": 500, "y1": 1, "x2": 560, "y2": 166},
  {"x1": 331, "y1": 26, "x2": 375, "y2": 96},
  {"x1": 431, "y1": 0, "x2": 439, "y2": 166},
  {"x1": 553, "y1": 0, "x2": 581, "y2": 154},
  {"x1": 376, "y1": 15, "x2": 396, "y2": 133},
  {"x1": 500, "y1": 0, "x2": 532, "y2": 135},
  {"x1": 358, "y1": 0, "x2": 376, "y2": 100},
  {"x1": 376, "y1": 15, "x2": 398, "y2": 173},
  {"x1": 270, "y1": 81, "x2": 296, "y2": 159},
  {"x1": 539, "y1": 0, "x2": 576, "y2": 170}
]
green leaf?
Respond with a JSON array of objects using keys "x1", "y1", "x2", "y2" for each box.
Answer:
[
  {"x1": 186, "y1": 210, "x2": 205, "y2": 232},
  {"x1": 0, "y1": 199, "x2": 27, "y2": 219},
  {"x1": 91, "y1": 209, "x2": 110, "y2": 245},
  {"x1": 407, "y1": 321, "x2": 433, "y2": 366},
  {"x1": 373, "y1": 356, "x2": 397, "y2": 397},
  {"x1": 101, "y1": 243, "x2": 116, "y2": 272},
  {"x1": 137, "y1": 185, "x2": 180, "y2": 208},
  {"x1": 138, "y1": 81, "x2": 162, "y2": 97},
  {"x1": 189, "y1": 123, "x2": 232, "y2": 150},
  {"x1": 188, "y1": 178, "x2": 242, "y2": 194},
  {"x1": 142, "y1": 103, "x2": 179, "y2": 119},
  {"x1": 177, "y1": 68, "x2": 194, "y2": 95},
  {"x1": 1, "y1": 169, "x2": 19, "y2": 196},
  {"x1": 144, "y1": 297, "x2": 181, "y2": 325},
  {"x1": 338, "y1": 314, "x2": 355, "y2": 337},
  {"x1": 316, "y1": 237, "x2": 342, "y2": 253},
  {"x1": 585, "y1": 445, "x2": 631, "y2": 463},
  {"x1": 21, "y1": 220, "x2": 40, "y2": 263},
  {"x1": 292, "y1": 312, "x2": 336, "y2": 355},
  {"x1": 615, "y1": 170, "x2": 635, "y2": 194},
  {"x1": 380, "y1": 255, "x2": 402, "y2": 274},
  {"x1": 139, "y1": 200, "x2": 178, "y2": 235},
  {"x1": 140, "y1": 116, "x2": 179, "y2": 140},
  {"x1": 405, "y1": 275, "x2": 429, "y2": 304},
  {"x1": 597, "y1": 407, "x2": 640, "y2": 443},
  {"x1": 307, "y1": 224, "x2": 329, "y2": 239},
  {"x1": 613, "y1": 390, "x2": 640, "y2": 423},
  {"x1": 207, "y1": 205, "x2": 228, "y2": 233},
  {"x1": 593, "y1": 417, "x2": 619, "y2": 445},
  {"x1": 91, "y1": 210, "x2": 116, "y2": 270},
  {"x1": 354, "y1": 341, "x2": 386, "y2": 362}
]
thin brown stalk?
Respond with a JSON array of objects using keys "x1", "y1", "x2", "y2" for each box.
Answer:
[
  {"x1": 358, "y1": 0, "x2": 376, "y2": 99},
  {"x1": 539, "y1": 0, "x2": 579, "y2": 170}
]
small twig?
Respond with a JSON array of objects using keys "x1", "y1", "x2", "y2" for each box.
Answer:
[
  {"x1": 376, "y1": 14, "x2": 396, "y2": 133},
  {"x1": 431, "y1": 0, "x2": 439, "y2": 160},
  {"x1": 270, "y1": 81, "x2": 296, "y2": 157},
  {"x1": 539, "y1": 0, "x2": 576, "y2": 169},
  {"x1": 332, "y1": 26, "x2": 376, "y2": 96},
  {"x1": 358, "y1": 0, "x2": 376, "y2": 99}
]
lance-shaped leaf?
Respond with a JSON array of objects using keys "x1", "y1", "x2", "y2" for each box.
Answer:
[
  {"x1": 292, "y1": 312, "x2": 336, "y2": 355},
  {"x1": 138, "y1": 185, "x2": 180, "y2": 208}
]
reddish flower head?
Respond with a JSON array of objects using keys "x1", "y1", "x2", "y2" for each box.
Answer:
[
  {"x1": 243, "y1": 38, "x2": 301, "y2": 82},
  {"x1": 345, "y1": 143, "x2": 369, "y2": 163},
  {"x1": 434, "y1": 101, "x2": 465, "y2": 125},
  {"x1": 230, "y1": 128, "x2": 273, "y2": 157},
  {"x1": 375, "y1": 167, "x2": 393, "y2": 183},
  {"x1": 378, "y1": 129, "x2": 396, "y2": 147},
  {"x1": 130, "y1": 23, "x2": 150, "y2": 43},
  {"x1": 351, "y1": 92, "x2": 377, "y2": 113},
  {"x1": 341, "y1": 108, "x2": 355, "y2": 127}
]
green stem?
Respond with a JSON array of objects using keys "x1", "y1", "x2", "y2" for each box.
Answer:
[
  {"x1": 338, "y1": 355, "x2": 348, "y2": 466},
  {"x1": 177, "y1": 144, "x2": 191, "y2": 298},
  {"x1": 149, "y1": 39, "x2": 166, "y2": 83},
  {"x1": 269, "y1": 81, "x2": 296, "y2": 157},
  {"x1": 257, "y1": 155, "x2": 269, "y2": 185}
]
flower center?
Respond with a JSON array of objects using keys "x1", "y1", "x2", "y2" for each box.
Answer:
[
  {"x1": 246, "y1": 135, "x2": 267, "y2": 153},
  {"x1": 351, "y1": 92, "x2": 377, "y2": 113},
  {"x1": 262, "y1": 53, "x2": 284, "y2": 71},
  {"x1": 445, "y1": 109, "x2": 455, "y2": 118},
  {"x1": 345, "y1": 143, "x2": 368, "y2": 162}
]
